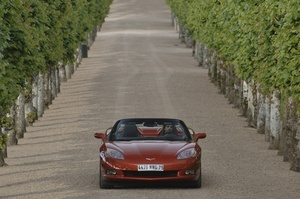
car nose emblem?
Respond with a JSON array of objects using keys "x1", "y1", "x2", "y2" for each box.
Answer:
[{"x1": 146, "y1": 158, "x2": 155, "y2": 161}]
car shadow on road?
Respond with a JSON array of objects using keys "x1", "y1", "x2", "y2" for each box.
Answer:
[
  {"x1": 113, "y1": 173, "x2": 217, "y2": 189},
  {"x1": 106, "y1": 180, "x2": 203, "y2": 189}
]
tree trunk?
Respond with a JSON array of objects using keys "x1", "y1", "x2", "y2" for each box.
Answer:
[
  {"x1": 287, "y1": 99, "x2": 300, "y2": 172},
  {"x1": 203, "y1": 46, "x2": 210, "y2": 70},
  {"x1": 50, "y1": 66, "x2": 56, "y2": 101},
  {"x1": 246, "y1": 81, "x2": 255, "y2": 127},
  {"x1": 234, "y1": 77, "x2": 242, "y2": 110},
  {"x1": 59, "y1": 63, "x2": 67, "y2": 82},
  {"x1": 279, "y1": 96, "x2": 289, "y2": 157},
  {"x1": 269, "y1": 89, "x2": 281, "y2": 149},
  {"x1": 257, "y1": 90, "x2": 266, "y2": 134},
  {"x1": 44, "y1": 70, "x2": 51, "y2": 109},
  {"x1": 195, "y1": 42, "x2": 204, "y2": 67},
  {"x1": 241, "y1": 81, "x2": 248, "y2": 117},
  {"x1": 171, "y1": 12, "x2": 175, "y2": 27},
  {"x1": 216, "y1": 59, "x2": 222, "y2": 90},
  {"x1": 219, "y1": 61, "x2": 226, "y2": 95},
  {"x1": 37, "y1": 72, "x2": 45, "y2": 118},
  {"x1": 208, "y1": 51, "x2": 217, "y2": 83},
  {"x1": 16, "y1": 93, "x2": 26, "y2": 139},
  {"x1": 32, "y1": 74, "x2": 39, "y2": 119},
  {"x1": 283, "y1": 97, "x2": 294, "y2": 161},
  {"x1": 25, "y1": 89, "x2": 36, "y2": 126},
  {"x1": 212, "y1": 52, "x2": 218, "y2": 85},
  {"x1": 0, "y1": 127, "x2": 7, "y2": 166},
  {"x1": 174, "y1": 17, "x2": 179, "y2": 32},
  {"x1": 75, "y1": 46, "x2": 81, "y2": 70},
  {"x1": 7, "y1": 106, "x2": 17, "y2": 146},
  {"x1": 184, "y1": 30, "x2": 193, "y2": 48},
  {"x1": 55, "y1": 66, "x2": 61, "y2": 94},
  {"x1": 265, "y1": 95, "x2": 271, "y2": 142},
  {"x1": 65, "y1": 63, "x2": 74, "y2": 79},
  {"x1": 0, "y1": 149, "x2": 5, "y2": 166},
  {"x1": 225, "y1": 65, "x2": 235, "y2": 104},
  {"x1": 179, "y1": 25, "x2": 185, "y2": 43},
  {"x1": 51, "y1": 66, "x2": 58, "y2": 99},
  {"x1": 66, "y1": 64, "x2": 71, "y2": 79},
  {"x1": 77, "y1": 45, "x2": 82, "y2": 65},
  {"x1": 1, "y1": 127, "x2": 7, "y2": 158},
  {"x1": 294, "y1": 117, "x2": 300, "y2": 171}
]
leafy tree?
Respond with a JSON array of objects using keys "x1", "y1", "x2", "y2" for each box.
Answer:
[
  {"x1": 167, "y1": 0, "x2": 300, "y2": 108},
  {"x1": 0, "y1": 0, "x2": 113, "y2": 157}
]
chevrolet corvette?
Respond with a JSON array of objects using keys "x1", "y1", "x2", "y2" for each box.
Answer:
[{"x1": 94, "y1": 118, "x2": 206, "y2": 188}]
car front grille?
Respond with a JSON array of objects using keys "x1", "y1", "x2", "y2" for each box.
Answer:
[{"x1": 124, "y1": 171, "x2": 178, "y2": 178}]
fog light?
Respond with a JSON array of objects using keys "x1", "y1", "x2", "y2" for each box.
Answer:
[
  {"x1": 106, "y1": 170, "x2": 117, "y2": 175},
  {"x1": 185, "y1": 170, "x2": 195, "y2": 175}
]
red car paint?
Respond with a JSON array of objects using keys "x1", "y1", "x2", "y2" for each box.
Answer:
[{"x1": 94, "y1": 118, "x2": 206, "y2": 188}]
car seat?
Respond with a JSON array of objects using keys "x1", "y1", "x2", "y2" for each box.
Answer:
[{"x1": 123, "y1": 124, "x2": 139, "y2": 137}]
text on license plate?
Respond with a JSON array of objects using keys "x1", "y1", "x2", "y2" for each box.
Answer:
[{"x1": 138, "y1": 164, "x2": 164, "y2": 171}]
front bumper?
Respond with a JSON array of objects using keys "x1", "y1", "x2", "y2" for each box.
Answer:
[{"x1": 100, "y1": 158, "x2": 201, "y2": 182}]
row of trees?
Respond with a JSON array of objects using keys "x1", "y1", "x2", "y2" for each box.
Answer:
[
  {"x1": 167, "y1": 0, "x2": 300, "y2": 103},
  {"x1": 0, "y1": 0, "x2": 113, "y2": 166},
  {"x1": 167, "y1": 0, "x2": 300, "y2": 171}
]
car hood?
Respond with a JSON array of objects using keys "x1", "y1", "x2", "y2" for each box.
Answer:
[{"x1": 107, "y1": 141, "x2": 194, "y2": 162}]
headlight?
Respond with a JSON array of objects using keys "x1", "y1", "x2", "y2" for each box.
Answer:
[
  {"x1": 177, "y1": 148, "x2": 197, "y2": 159},
  {"x1": 103, "y1": 148, "x2": 124, "y2": 159}
]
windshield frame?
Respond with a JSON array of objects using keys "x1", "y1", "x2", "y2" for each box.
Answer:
[{"x1": 108, "y1": 118, "x2": 193, "y2": 142}]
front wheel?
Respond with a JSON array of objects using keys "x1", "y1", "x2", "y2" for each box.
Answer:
[
  {"x1": 190, "y1": 167, "x2": 202, "y2": 188},
  {"x1": 99, "y1": 165, "x2": 113, "y2": 189}
]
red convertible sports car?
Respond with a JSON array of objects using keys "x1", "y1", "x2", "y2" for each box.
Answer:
[{"x1": 94, "y1": 118, "x2": 206, "y2": 188}]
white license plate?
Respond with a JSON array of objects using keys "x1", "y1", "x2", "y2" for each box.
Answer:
[{"x1": 138, "y1": 164, "x2": 164, "y2": 171}]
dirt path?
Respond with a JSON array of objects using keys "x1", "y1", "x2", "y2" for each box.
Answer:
[{"x1": 0, "y1": 0, "x2": 299, "y2": 198}]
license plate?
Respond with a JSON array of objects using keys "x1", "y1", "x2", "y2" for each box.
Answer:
[{"x1": 138, "y1": 164, "x2": 164, "y2": 171}]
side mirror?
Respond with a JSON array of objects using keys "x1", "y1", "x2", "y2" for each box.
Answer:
[
  {"x1": 188, "y1": 128, "x2": 196, "y2": 139},
  {"x1": 94, "y1": 132, "x2": 106, "y2": 141},
  {"x1": 105, "y1": 127, "x2": 112, "y2": 135},
  {"x1": 194, "y1": 132, "x2": 206, "y2": 142}
]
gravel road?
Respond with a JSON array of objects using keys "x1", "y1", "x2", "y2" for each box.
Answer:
[{"x1": 0, "y1": 0, "x2": 299, "y2": 198}]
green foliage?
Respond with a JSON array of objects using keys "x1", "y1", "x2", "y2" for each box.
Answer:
[
  {"x1": 0, "y1": 116, "x2": 12, "y2": 150},
  {"x1": 0, "y1": 1, "x2": 18, "y2": 113},
  {"x1": 0, "y1": 0, "x2": 112, "y2": 115},
  {"x1": 167, "y1": 0, "x2": 300, "y2": 110},
  {"x1": 0, "y1": 117, "x2": 13, "y2": 128},
  {"x1": 26, "y1": 111, "x2": 37, "y2": 121},
  {"x1": 0, "y1": 133, "x2": 7, "y2": 151}
]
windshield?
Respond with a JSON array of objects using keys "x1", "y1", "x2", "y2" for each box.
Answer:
[{"x1": 109, "y1": 118, "x2": 192, "y2": 141}]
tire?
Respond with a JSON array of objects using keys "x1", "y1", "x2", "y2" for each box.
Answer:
[
  {"x1": 190, "y1": 166, "x2": 202, "y2": 188},
  {"x1": 99, "y1": 165, "x2": 113, "y2": 189}
]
